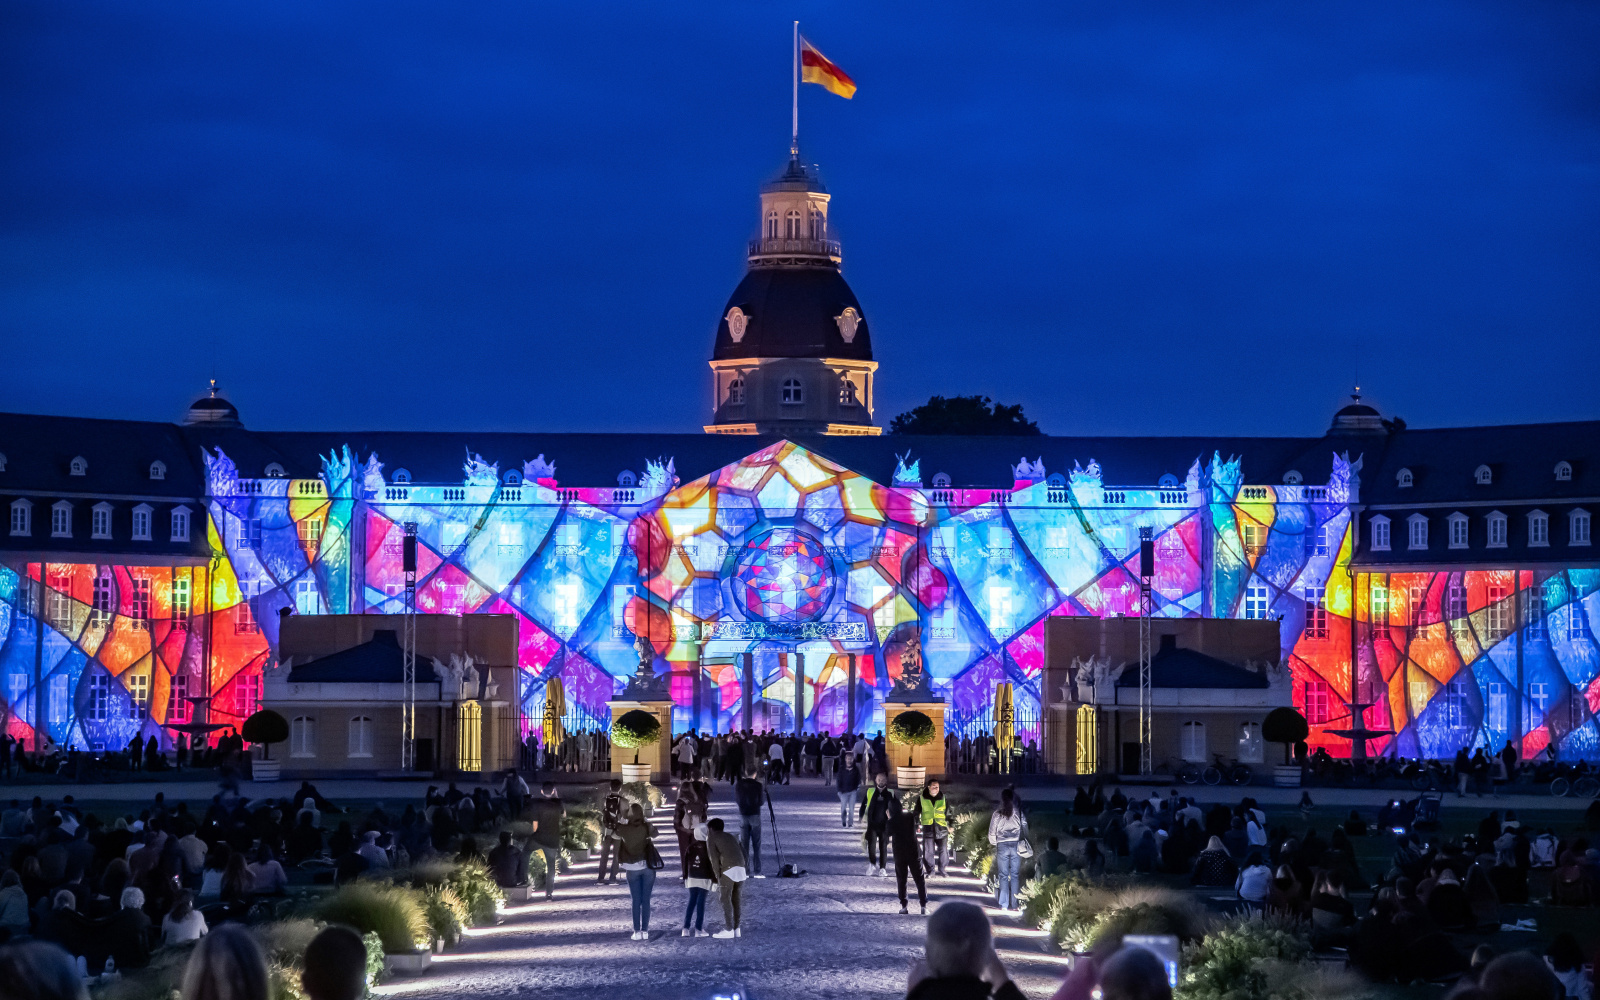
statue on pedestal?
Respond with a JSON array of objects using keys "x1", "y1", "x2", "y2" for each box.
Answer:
[
  {"x1": 622, "y1": 628, "x2": 669, "y2": 698},
  {"x1": 888, "y1": 632, "x2": 936, "y2": 702}
]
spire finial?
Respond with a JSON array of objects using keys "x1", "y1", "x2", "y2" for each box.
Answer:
[{"x1": 209, "y1": 378, "x2": 219, "y2": 398}]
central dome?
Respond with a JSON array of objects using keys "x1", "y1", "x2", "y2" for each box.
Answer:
[{"x1": 713, "y1": 267, "x2": 872, "y2": 361}]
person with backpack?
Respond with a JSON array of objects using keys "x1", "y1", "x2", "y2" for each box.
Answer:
[
  {"x1": 681, "y1": 821, "x2": 714, "y2": 937},
  {"x1": 918, "y1": 780, "x2": 950, "y2": 877},
  {"x1": 595, "y1": 779, "x2": 624, "y2": 884},
  {"x1": 859, "y1": 770, "x2": 892, "y2": 874},
  {"x1": 674, "y1": 776, "x2": 706, "y2": 882},
  {"x1": 836, "y1": 752, "x2": 863, "y2": 830}
]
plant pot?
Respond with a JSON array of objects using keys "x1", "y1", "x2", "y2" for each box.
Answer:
[
  {"x1": 622, "y1": 763, "x2": 652, "y2": 784},
  {"x1": 570, "y1": 848, "x2": 590, "y2": 862},
  {"x1": 384, "y1": 952, "x2": 432, "y2": 976},
  {"x1": 1273, "y1": 764, "x2": 1302, "y2": 788},
  {"x1": 252, "y1": 758, "x2": 281, "y2": 783},
  {"x1": 896, "y1": 765, "x2": 926, "y2": 790}
]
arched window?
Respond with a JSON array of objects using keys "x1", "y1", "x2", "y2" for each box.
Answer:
[
  {"x1": 781, "y1": 379, "x2": 803, "y2": 404},
  {"x1": 1157, "y1": 473, "x2": 1179, "y2": 489},
  {"x1": 504, "y1": 470, "x2": 522, "y2": 486},
  {"x1": 348, "y1": 716, "x2": 373, "y2": 758},
  {"x1": 1282, "y1": 470, "x2": 1303, "y2": 485},
  {"x1": 291, "y1": 716, "x2": 316, "y2": 757},
  {"x1": 1555, "y1": 461, "x2": 1572, "y2": 482},
  {"x1": 392, "y1": 468, "x2": 412, "y2": 484},
  {"x1": 838, "y1": 377, "x2": 857, "y2": 406},
  {"x1": 810, "y1": 208, "x2": 825, "y2": 239},
  {"x1": 727, "y1": 377, "x2": 745, "y2": 405},
  {"x1": 264, "y1": 462, "x2": 286, "y2": 478},
  {"x1": 1180, "y1": 721, "x2": 1207, "y2": 762},
  {"x1": 765, "y1": 211, "x2": 778, "y2": 239},
  {"x1": 785, "y1": 210, "x2": 802, "y2": 239},
  {"x1": 69, "y1": 456, "x2": 87, "y2": 476},
  {"x1": 617, "y1": 470, "x2": 637, "y2": 487},
  {"x1": 932, "y1": 473, "x2": 951, "y2": 488},
  {"x1": 1475, "y1": 464, "x2": 1492, "y2": 485},
  {"x1": 1397, "y1": 468, "x2": 1413, "y2": 488},
  {"x1": 149, "y1": 460, "x2": 166, "y2": 481},
  {"x1": 1237, "y1": 722, "x2": 1263, "y2": 763}
]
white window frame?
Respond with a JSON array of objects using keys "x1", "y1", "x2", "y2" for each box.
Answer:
[
  {"x1": 90, "y1": 572, "x2": 113, "y2": 629},
  {"x1": 1529, "y1": 682, "x2": 1549, "y2": 716},
  {"x1": 1570, "y1": 509, "x2": 1591, "y2": 547},
  {"x1": 1571, "y1": 605, "x2": 1590, "y2": 641},
  {"x1": 1528, "y1": 510, "x2": 1549, "y2": 547},
  {"x1": 9, "y1": 500, "x2": 31, "y2": 537},
  {"x1": 781, "y1": 378, "x2": 803, "y2": 404},
  {"x1": 235, "y1": 673, "x2": 262, "y2": 717},
  {"x1": 1371, "y1": 582, "x2": 1390, "y2": 623},
  {"x1": 130, "y1": 576, "x2": 151, "y2": 630},
  {"x1": 1486, "y1": 682, "x2": 1507, "y2": 732},
  {"x1": 1527, "y1": 586, "x2": 1547, "y2": 640},
  {"x1": 294, "y1": 578, "x2": 318, "y2": 616},
  {"x1": 1180, "y1": 721, "x2": 1207, "y2": 762},
  {"x1": 131, "y1": 504, "x2": 152, "y2": 542},
  {"x1": 149, "y1": 460, "x2": 166, "y2": 481},
  {"x1": 1485, "y1": 585, "x2": 1508, "y2": 642},
  {"x1": 1396, "y1": 468, "x2": 1413, "y2": 488},
  {"x1": 172, "y1": 576, "x2": 191, "y2": 626},
  {"x1": 1408, "y1": 513, "x2": 1428, "y2": 550},
  {"x1": 1447, "y1": 582, "x2": 1469, "y2": 637},
  {"x1": 1244, "y1": 584, "x2": 1269, "y2": 620},
  {"x1": 87, "y1": 674, "x2": 111, "y2": 721},
  {"x1": 1486, "y1": 511, "x2": 1507, "y2": 548},
  {"x1": 51, "y1": 501, "x2": 73, "y2": 539},
  {"x1": 1304, "y1": 586, "x2": 1328, "y2": 639},
  {"x1": 727, "y1": 377, "x2": 745, "y2": 405},
  {"x1": 171, "y1": 673, "x2": 191, "y2": 723},
  {"x1": 348, "y1": 716, "x2": 374, "y2": 758},
  {"x1": 69, "y1": 456, "x2": 87, "y2": 477},
  {"x1": 91, "y1": 503, "x2": 113, "y2": 540},
  {"x1": 1555, "y1": 461, "x2": 1572, "y2": 482},
  {"x1": 127, "y1": 672, "x2": 149, "y2": 718},
  {"x1": 171, "y1": 506, "x2": 190, "y2": 543},
  {"x1": 291, "y1": 716, "x2": 316, "y2": 757},
  {"x1": 1475, "y1": 464, "x2": 1492, "y2": 485},
  {"x1": 1237, "y1": 721, "x2": 1264, "y2": 763},
  {"x1": 1370, "y1": 515, "x2": 1390, "y2": 551},
  {"x1": 1447, "y1": 512, "x2": 1468, "y2": 549},
  {"x1": 1408, "y1": 585, "x2": 1431, "y2": 638},
  {"x1": 1305, "y1": 680, "x2": 1331, "y2": 725}
]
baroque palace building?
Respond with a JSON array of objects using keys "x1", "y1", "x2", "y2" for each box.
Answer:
[{"x1": 1, "y1": 149, "x2": 1597, "y2": 769}]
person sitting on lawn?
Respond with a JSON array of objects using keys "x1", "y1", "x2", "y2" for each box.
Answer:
[
  {"x1": 1191, "y1": 836, "x2": 1238, "y2": 887},
  {"x1": 487, "y1": 831, "x2": 528, "y2": 888}
]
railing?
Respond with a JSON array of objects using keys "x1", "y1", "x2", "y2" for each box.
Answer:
[
  {"x1": 748, "y1": 238, "x2": 841, "y2": 258},
  {"x1": 1159, "y1": 490, "x2": 1187, "y2": 504},
  {"x1": 929, "y1": 489, "x2": 956, "y2": 505},
  {"x1": 612, "y1": 489, "x2": 636, "y2": 505},
  {"x1": 1103, "y1": 490, "x2": 1127, "y2": 505},
  {"x1": 441, "y1": 488, "x2": 466, "y2": 502},
  {"x1": 501, "y1": 488, "x2": 521, "y2": 502},
  {"x1": 383, "y1": 487, "x2": 410, "y2": 502},
  {"x1": 556, "y1": 489, "x2": 581, "y2": 503},
  {"x1": 1240, "y1": 486, "x2": 1270, "y2": 501}
]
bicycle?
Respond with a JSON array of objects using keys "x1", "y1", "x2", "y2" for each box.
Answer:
[
  {"x1": 1549, "y1": 768, "x2": 1600, "y2": 798},
  {"x1": 1202, "y1": 753, "x2": 1253, "y2": 786}
]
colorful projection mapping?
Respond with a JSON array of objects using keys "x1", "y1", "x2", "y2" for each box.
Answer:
[{"x1": 2, "y1": 440, "x2": 1597, "y2": 762}]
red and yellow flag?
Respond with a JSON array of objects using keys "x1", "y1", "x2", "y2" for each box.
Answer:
[{"x1": 801, "y1": 37, "x2": 856, "y2": 99}]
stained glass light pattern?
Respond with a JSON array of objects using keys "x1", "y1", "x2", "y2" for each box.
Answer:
[{"x1": 1, "y1": 439, "x2": 1597, "y2": 762}]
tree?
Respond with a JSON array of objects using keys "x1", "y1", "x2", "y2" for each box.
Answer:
[
  {"x1": 1262, "y1": 707, "x2": 1309, "y2": 765},
  {"x1": 611, "y1": 709, "x2": 663, "y2": 765},
  {"x1": 888, "y1": 395, "x2": 1042, "y2": 436},
  {"x1": 888, "y1": 710, "x2": 937, "y2": 767},
  {"x1": 242, "y1": 709, "x2": 289, "y2": 760}
]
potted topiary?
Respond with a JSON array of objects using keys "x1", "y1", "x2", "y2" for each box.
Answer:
[
  {"x1": 242, "y1": 709, "x2": 289, "y2": 782},
  {"x1": 611, "y1": 709, "x2": 662, "y2": 784},
  {"x1": 1262, "y1": 707, "x2": 1309, "y2": 787},
  {"x1": 888, "y1": 710, "x2": 936, "y2": 789}
]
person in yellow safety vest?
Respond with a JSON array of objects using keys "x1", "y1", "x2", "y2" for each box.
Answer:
[
  {"x1": 918, "y1": 779, "x2": 949, "y2": 877},
  {"x1": 859, "y1": 772, "x2": 894, "y2": 877}
]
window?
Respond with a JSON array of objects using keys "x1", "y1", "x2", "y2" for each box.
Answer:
[
  {"x1": 171, "y1": 507, "x2": 190, "y2": 542},
  {"x1": 1475, "y1": 465, "x2": 1492, "y2": 485},
  {"x1": 131, "y1": 505, "x2": 151, "y2": 541},
  {"x1": 1528, "y1": 510, "x2": 1548, "y2": 547},
  {"x1": 1486, "y1": 682, "x2": 1507, "y2": 732},
  {"x1": 291, "y1": 716, "x2": 316, "y2": 757},
  {"x1": 51, "y1": 502, "x2": 72, "y2": 538},
  {"x1": 1571, "y1": 509, "x2": 1591, "y2": 547},
  {"x1": 987, "y1": 584, "x2": 1014, "y2": 630},
  {"x1": 1304, "y1": 587, "x2": 1328, "y2": 639},
  {"x1": 457, "y1": 701, "x2": 482, "y2": 772},
  {"x1": 1527, "y1": 586, "x2": 1547, "y2": 640},
  {"x1": 1487, "y1": 511, "x2": 1507, "y2": 548},
  {"x1": 809, "y1": 208, "x2": 825, "y2": 239},
  {"x1": 1370, "y1": 582, "x2": 1389, "y2": 623},
  {"x1": 172, "y1": 576, "x2": 191, "y2": 627},
  {"x1": 784, "y1": 209, "x2": 801, "y2": 239},
  {"x1": 1529, "y1": 682, "x2": 1549, "y2": 717},
  {"x1": 1408, "y1": 514, "x2": 1428, "y2": 550},
  {"x1": 1074, "y1": 704, "x2": 1098, "y2": 775},
  {"x1": 441, "y1": 521, "x2": 467, "y2": 551},
  {"x1": 48, "y1": 674, "x2": 68, "y2": 727},
  {"x1": 1442, "y1": 677, "x2": 1471, "y2": 728},
  {"x1": 87, "y1": 674, "x2": 111, "y2": 721},
  {"x1": 4, "y1": 675, "x2": 24, "y2": 715},
  {"x1": 392, "y1": 468, "x2": 412, "y2": 484},
  {"x1": 235, "y1": 581, "x2": 259, "y2": 634},
  {"x1": 1237, "y1": 722, "x2": 1264, "y2": 763},
  {"x1": 1312, "y1": 524, "x2": 1328, "y2": 557},
  {"x1": 92, "y1": 504, "x2": 112, "y2": 540},
  {"x1": 298, "y1": 517, "x2": 324, "y2": 548},
  {"x1": 69, "y1": 456, "x2": 86, "y2": 476},
  {"x1": 1555, "y1": 461, "x2": 1572, "y2": 482},
  {"x1": 9, "y1": 500, "x2": 30, "y2": 536},
  {"x1": 150, "y1": 460, "x2": 166, "y2": 480},
  {"x1": 235, "y1": 673, "x2": 262, "y2": 718},
  {"x1": 130, "y1": 577, "x2": 151, "y2": 630},
  {"x1": 781, "y1": 378, "x2": 803, "y2": 404},
  {"x1": 1408, "y1": 586, "x2": 1432, "y2": 638},
  {"x1": 1448, "y1": 513, "x2": 1468, "y2": 549},
  {"x1": 294, "y1": 578, "x2": 318, "y2": 615},
  {"x1": 1571, "y1": 605, "x2": 1591, "y2": 640},
  {"x1": 264, "y1": 462, "x2": 286, "y2": 478},
  {"x1": 727, "y1": 377, "x2": 745, "y2": 405},
  {"x1": 1241, "y1": 521, "x2": 1265, "y2": 557},
  {"x1": 47, "y1": 568, "x2": 72, "y2": 629},
  {"x1": 1486, "y1": 585, "x2": 1508, "y2": 642},
  {"x1": 127, "y1": 673, "x2": 149, "y2": 718},
  {"x1": 1180, "y1": 721, "x2": 1207, "y2": 762},
  {"x1": 1447, "y1": 582, "x2": 1468, "y2": 637},
  {"x1": 1245, "y1": 584, "x2": 1269, "y2": 620},
  {"x1": 171, "y1": 674, "x2": 191, "y2": 723},
  {"x1": 764, "y1": 210, "x2": 778, "y2": 239},
  {"x1": 1397, "y1": 468, "x2": 1413, "y2": 488},
  {"x1": 90, "y1": 572, "x2": 113, "y2": 629},
  {"x1": 1370, "y1": 516, "x2": 1390, "y2": 551},
  {"x1": 1304, "y1": 681, "x2": 1332, "y2": 724},
  {"x1": 838, "y1": 377, "x2": 858, "y2": 406},
  {"x1": 233, "y1": 517, "x2": 262, "y2": 550},
  {"x1": 348, "y1": 716, "x2": 374, "y2": 758}
]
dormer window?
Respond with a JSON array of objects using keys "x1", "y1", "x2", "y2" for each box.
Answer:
[
  {"x1": 1555, "y1": 461, "x2": 1572, "y2": 482},
  {"x1": 838, "y1": 377, "x2": 858, "y2": 406},
  {"x1": 132, "y1": 504, "x2": 153, "y2": 541},
  {"x1": 149, "y1": 460, "x2": 166, "y2": 481},
  {"x1": 264, "y1": 462, "x2": 286, "y2": 478},
  {"x1": 781, "y1": 379, "x2": 803, "y2": 404},
  {"x1": 617, "y1": 470, "x2": 637, "y2": 487},
  {"x1": 392, "y1": 468, "x2": 412, "y2": 484},
  {"x1": 1408, "y1": 513, "x2": 1429, "y2": 550},
  {"x1": 504, "y1": 470, "x2": 522, "y2": 487},
  {"x1": 1447, "y1": 512, "x2": 1468, "y2": 549},
  {"x1": 727, "y1": 377, "x2": 745, "y2": 405},
  {"x1": 1158, "y1": 473, "x2": 1179, "y2": 489},
  {"x1": 1397, "y1": 468, "x2": 1413, "y2": 488},
  {"x1": 932, "y1": 472, "x2": 951, "y2": 488},
  {"x1": 1282, "y1": 470, "x2": 1303, "y2": 485},
  {"x1": 1571, "y1": 509, "x2": 1592, "y2": 547},
  {"x1": 1474, "y1": 465, "x2": 1492, "y2": 485},
  {"x1": 69, "y1": 456, "x2": 87, "y2": 477},
  {"x1": 1528, "y1": 509, "x2": 1549, "y2": 547},
  {"x1": 0, "y1": 452, "x2": 8, "y2": 472},
  {"x1": 1486, "y1": 511, "x2": 1507, "y2": 548},
  {"x1": 9, "y1": 499, "x2": 31, "y2": 537},
  {"x1": 92, "y1": 503, "x2": 113, "y2": 540},
  {"x1": 171, "y1": 506, "x2": 191, "y2": 543},
  {"x1": 51, "y1": 501, "x2": 73, "y2": 538},
  {"x1": 1370, "y1": 515, "x2": 1391, "y2": 551}
]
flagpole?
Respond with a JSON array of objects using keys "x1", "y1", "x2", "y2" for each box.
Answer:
[{"x1": 791, "y1": 20, "x2": 800, "y2": 156}]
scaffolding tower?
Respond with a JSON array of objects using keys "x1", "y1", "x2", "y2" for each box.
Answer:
[
  {"x1": 401, "y1": 522, "x2": 418, "y2": 771},
  {"x1": 1138, "y1": 526, "x2": 1154, "y2": 776}
]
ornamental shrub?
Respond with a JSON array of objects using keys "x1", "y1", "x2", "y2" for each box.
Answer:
[
  {"x1": 888, "y1": 711, "x2": 936, "y2": 765},
  {"x1": 611, "y1": 710, "x2": 662, "y2": 763},
  {"x1": 620, "y1": 780, "x2": 664, "y2": 811},
  {"x1": 423, "y1": 886, "x2": 468, "y2": 947},
  {"x1": 315, "y1": 881, "x2": 430, "y2": 955},
  {"x1": 1177, "y1": 914, "x2": 1311, "y2": 1000},
  {"x1": 1262, "y1": 707, "x2": 1309, "y2": 765},
  {"x1": 445, "y1": 860, "x2": 504, "y2": 926},
  {"x1": 561, "y1": 812, "x2": 601, "y2": 850},
  {"x1": 242, "y1": 709, "x2": 290, "y2": 759}
]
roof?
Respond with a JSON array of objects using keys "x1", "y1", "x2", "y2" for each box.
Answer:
[
  {"x1": 1115, "y1": 641, "x2": 1270, "y2": 689},
  {"x1": 286, "y1": 630, "x2": 439, "y2": 684},
  {"x1": 713, "y1": 267, "x2": 872, "y2": 362}
]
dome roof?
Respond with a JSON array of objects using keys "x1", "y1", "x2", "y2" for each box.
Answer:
[
  {"x1": 1328, "y1": 396, "x2": 1384, "y2": 435},
  {"x1": 183, "y1": 382, "x2": 242, "y2": 427},
  {"x1": 713, "y1": 266, "x2": 872, "y2": 362}
]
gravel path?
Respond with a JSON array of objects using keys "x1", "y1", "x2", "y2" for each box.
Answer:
[{"x1": 376, "y1": 782, "x2": 1067, "y2": 1000}]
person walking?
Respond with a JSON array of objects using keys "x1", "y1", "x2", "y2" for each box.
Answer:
[
  {"x1": 682, "y1": 821, "x2": 714, "y2": 937},
  {"x1": 988, "y1": 788, "x2": 1029, "y2": 911},
  {"x1": 733, "y1": 768, "x2": 765, "y2": 878},
  {"x1": 820, "y1": 734, "x2": 839, "y2": 784},
  {"x1": 595, "y1": 779, "x2": 624, "y2": 885},
  {"x1": 836, "y1": 752, "x2": 863, "y2": 830},
  {"x1": 610, "y1": 803, "x2": 658, "y2": 940},
  {"x1": 860, "y1": 770, "x2": 893, "y2": 876},
  {"x1": 766, "y1": 738, "x2": 787, "y2": 785},
  {"x1": 888, "y1": 798, "x2": 927, "y2": 915},
  {"x1": 918, "y1": 779, "x2": 950, "y2": 877},
  {"x1": 705, "y1": 817, "x2": 748, "y2": 938},
  {"x1": 528, "y1": 782, "x2": 564, "y2": 900}
]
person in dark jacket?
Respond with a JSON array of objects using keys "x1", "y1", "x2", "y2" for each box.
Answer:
[
  {"x1": 889, "y1": 798, "x2": 928, "y2": 915},
  {"x1": 859, "y1": 771, "x2": 893, "y2": 875},
  {"x1": 673, "y1": 778, "x2": 706, "y2": 881},
  {"x1": 487, "y1": 831, "x2": 527, "y2": 888},
  {"x1": 705, "y1": 817, "x2": 747, "y2": 938},
  {"x1": 733, "y1": 770, "x2": 765, "y2": 878},
  {"x1": 681, "y1": 821, "x2": 714, "y2": 937},
  {"x1": 528, "y1": 783, "x2": 564, "y2": 900},
  {"x1": 836, "y1": 753, "x2": 864, "y2": 829},
  {"x1": 905, "y1": 901, "x2": 1026, "y2": 1000},
  {"x1": 107, "y1": 887, "x2": 154, "y2": 970},
  {"x1": 609, "y1": 804, "x2": 657, "y2": 940},
  {"x1": 595, "y1": 779, "x2": 624, "y2": 885},
  {"x1": 1192, "y1": 837, "x2": 1239, "y2": 887}
]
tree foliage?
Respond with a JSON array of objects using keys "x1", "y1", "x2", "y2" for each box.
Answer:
[
  {"x1": 242, "y1": 709, "x2": 289, "y2": 747},
  {"x1": 610, "y1": 709, "x2": 662, "y2": 750},
  {"x1": 888, "y1": 395, "x2": 1041, "y2": 436},
  {"x1": 1262, "y1": 707, "x2": 1309, "y2": 764},
  {"x1": 888, "y1": 710, "x2": 936, "y2": 746}
]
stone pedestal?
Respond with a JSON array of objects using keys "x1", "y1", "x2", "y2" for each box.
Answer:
[
  {"x1": 610, "y1": 699, "x2": 673, "y2": 782},
  {"x1": 884, "y1": 701, "x2": 946, "y2": 780}
]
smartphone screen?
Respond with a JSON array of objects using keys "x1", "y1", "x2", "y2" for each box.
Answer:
[{"x1": 1123, "y1": 934, "x2": 1180, "y2": 988}]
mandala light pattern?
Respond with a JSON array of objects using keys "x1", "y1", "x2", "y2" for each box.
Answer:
[{"x1": 1, "y1": 441, "x2": 1596, "y2": 761}]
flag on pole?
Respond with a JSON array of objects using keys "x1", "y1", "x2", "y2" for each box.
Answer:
[{"x1": 800, "y1": 36, "x2": 856, "y2": 99}]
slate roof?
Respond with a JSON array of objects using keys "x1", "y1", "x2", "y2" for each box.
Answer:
[
  {"x1": 1115, "y1": 639, "x2": 1271, "y2": 689},
  {"x1": 286, "y1": 629, "x2": 439, "y2": 684},
  {"x1": 713, "y1": 266, "x2": 873, "y2": 362}
]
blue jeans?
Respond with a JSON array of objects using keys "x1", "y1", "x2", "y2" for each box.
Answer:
[
  {"x1": 626, "y1": 867, "x2": 655, "y2": 931},
  {"x1": 739, "y1": 814, "x2": 762, "y2": 875},
  {"x1": 684, "y1": 886, "x2": 707, "y2": 930},
  {"x1": 994, "y1": 841, "x2": 1021, "y2": 910},
  {"x1": 838, "y1": 788, "x2": 859, "y2": 827}
]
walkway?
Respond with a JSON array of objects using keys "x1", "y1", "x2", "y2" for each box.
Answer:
[{"x1": 375, "y1": 782, "x2": 1067, "y2": 1000}]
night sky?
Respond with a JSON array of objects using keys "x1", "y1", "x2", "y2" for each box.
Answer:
[{"x1": 3, "y1": 1, "x2": 1597, "y2": 438}]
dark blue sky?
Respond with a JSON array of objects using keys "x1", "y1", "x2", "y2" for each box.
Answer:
[{"x1": 3, "y1": 1, "x2": 1597, "y2": 437}]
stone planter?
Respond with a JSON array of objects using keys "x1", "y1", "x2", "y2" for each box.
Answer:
[
  {"x1": 1273, "y1": 764, "x2": 1302, "y2": 788},
  {"x1": 384, "y1": 952, "x2": 432, "y2": 976},
  {"x1": 622, "y1": 762, "x2": 653, "y2": 784},
  {"x1": 252, "y1": 758, "x2": 281, "y2": 783},
  {"x1": 570, "y1": 848, "x2": 590, "y2": 862},
  {"x1": 896, "y1": 765, "x2": 926, "y2": 790}
]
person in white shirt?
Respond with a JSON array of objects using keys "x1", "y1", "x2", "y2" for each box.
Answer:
[
  {"x1": 247, "y1": 846, "x2": 289, "y2": 894},
  {"x1": 675, "y1": 734, "x2": 698, "y2": 778},
  {"x1": 356, "y1": 831, "x2": 390, "y2": 870},
  {"x1": 1246, "y1": 817, "x2": 1268, "y2": 848},
  {"x1": 986, "y1": 788, "x2": 1030, "y2": 911},
  {"x1": 162, "y1": 890, "x2": 208, "y2": 945},
  {"x1": 1236, "y1": 852, "x2": 1273, "y2": 908}
]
